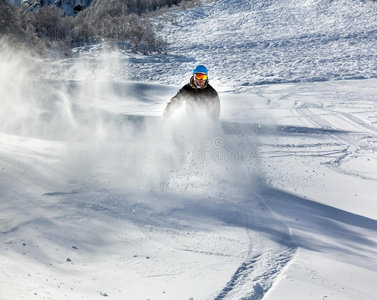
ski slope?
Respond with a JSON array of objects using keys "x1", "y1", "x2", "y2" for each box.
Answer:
[{"x1": 2, "y1": 0, "x2": 377, "y2": 299}]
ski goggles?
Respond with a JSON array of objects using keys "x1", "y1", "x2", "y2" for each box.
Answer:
[{"x1": 195, "y1": 73, "x2": 207, "y2": 81}]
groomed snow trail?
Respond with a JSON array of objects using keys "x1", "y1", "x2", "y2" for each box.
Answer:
[{"x1": 211, "y1": 192, "x2": 295, "y2": 300}]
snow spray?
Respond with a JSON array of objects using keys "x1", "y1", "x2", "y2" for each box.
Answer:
[{"x1": 0, "y1": 41, "x2": 262, "y2": 195}]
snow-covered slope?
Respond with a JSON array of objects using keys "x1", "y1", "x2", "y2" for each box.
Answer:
[
  {"x1": 46, "y1": 0, "x2": 377, "y2": 88},
  {"x1": 132, "y1": 0, "x2": 377, "y2": 88},
  {"x1": 1, "y1": 0, "x2": 377, "y2": 299}
]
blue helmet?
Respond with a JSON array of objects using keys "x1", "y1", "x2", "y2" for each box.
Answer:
[{"x1": 193, "y1": 65, "x2": 208, "y2": 74}]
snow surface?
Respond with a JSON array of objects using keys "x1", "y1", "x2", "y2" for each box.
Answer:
[{"x1": 2, "y1": 0, "x2": 377, "y2": 299}]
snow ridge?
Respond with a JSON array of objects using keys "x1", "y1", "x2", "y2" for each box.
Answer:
[{"x1": 209, "y1": 189, "x2": 297, "y2": 300}]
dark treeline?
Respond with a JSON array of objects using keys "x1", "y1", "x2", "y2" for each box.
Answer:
[{"x1": 0, "y1": 0, "x2": 201, "y2": 56}]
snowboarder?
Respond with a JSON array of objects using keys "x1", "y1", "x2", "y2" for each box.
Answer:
[{"x1": 162, "y1": 65, "x2": 220, "y2": 122}]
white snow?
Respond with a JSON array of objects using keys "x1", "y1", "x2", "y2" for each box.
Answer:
[{"x1": 2, "y1": 0, "x2": 377, "y2": 299}]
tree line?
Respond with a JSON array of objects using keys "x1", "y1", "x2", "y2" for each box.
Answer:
[{"x1": 0, "y1": 0, "x2": 201, "y2": 56}]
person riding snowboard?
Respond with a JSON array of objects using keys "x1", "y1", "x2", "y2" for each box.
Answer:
[{"x1": 162, "y1": 65, "x2": 220, "y2": 122}]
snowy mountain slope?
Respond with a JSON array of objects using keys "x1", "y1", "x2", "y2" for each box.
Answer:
[
  {"x1": 46, "y1": 0, "x2": 377, "y2": 88},
  {"x1": 2, "y1": 0, "x2": 377, "y2": 299},
  {"x1": 2, "y1": 51, "x2": 377, "y2": 299},
  {"x1": 131, "y1": 0, "x2": 377, "y2": 88}
]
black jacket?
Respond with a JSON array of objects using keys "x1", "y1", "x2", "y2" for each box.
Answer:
[{"x1": 163, "y1": 77, "x2": 220, "y2": 122}]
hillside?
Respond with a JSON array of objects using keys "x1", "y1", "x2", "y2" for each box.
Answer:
[
  {"x1": 1, "y1": 0, "x2": 377, "y2": 299},
  {"x1": 135, "y1": 0, "x2": 377, "y2": 87}
]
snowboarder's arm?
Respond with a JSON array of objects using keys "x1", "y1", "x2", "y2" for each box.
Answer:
[{"x1": 162, "y1": 90, "x2": 185, "y2": 119}]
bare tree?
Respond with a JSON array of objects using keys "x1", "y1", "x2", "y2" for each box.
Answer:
[
  {"x1": 4, "y1": 0, "x2": 203, "y2": 55},
  {"x1": 19, "y1": 5, "x2": 74, "y2": 54},
  {"x1": 0, "y1": 1, "x2": 21, "y2": 37}
]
